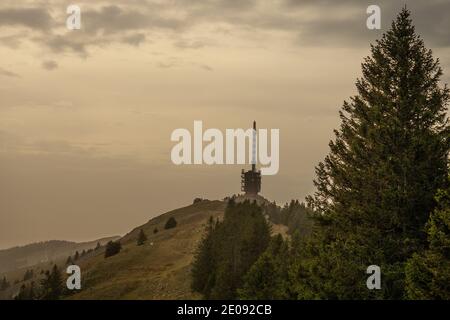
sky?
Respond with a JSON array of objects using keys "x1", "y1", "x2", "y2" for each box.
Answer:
[{"x1": 1, "y1": 0, "x2": 450, "y2": 249}]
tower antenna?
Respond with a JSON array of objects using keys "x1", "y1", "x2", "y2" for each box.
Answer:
[{"x1": 241, "y1": 120, "x2": 261, "y2": 196}]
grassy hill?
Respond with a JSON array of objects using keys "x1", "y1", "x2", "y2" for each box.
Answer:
[
  {"x1": 0, "y1": 198, "x2": 289, "y2": 300},
  {"x1": 69, "y1": 198, "x2": 288, "y2": 300},
  {"x1": 70, "y1": 200, "x2": 227, "y2": 299}
]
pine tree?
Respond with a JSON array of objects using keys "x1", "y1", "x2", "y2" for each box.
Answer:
[
  {"x1": 104, "y1": 241, "x2": 122, "y2": 258},
  {"x1": 23, "y1": 269, "x2": 34, "y2": 281},
  {"x1": 165, "y1": 217, "x2": 177, "y2": 229},
  {"x1": 28, "y1": 281, "x2": 36, "y2": 300},
  {"x1": 40, "y1": 265, "x2": 63, "y2": 300},
  {"x1": 95, "y1": 242, "x2": 101, "y2": 250},
  {"x1": 73, "y1": 251, "x2": 79, "y2": 261},
  {"x1": 238, "y1": 234, "x2": 291, "y2": 299},
  {"x1": 66, "y1": 255, "x2": 74, "y2": 265},
  {"x1": 405, "y1": 178, "x2": 450, "y2": 299},
  {"x1": 0, "y1": 276, "x2": 10, "y2": 291},
  {"x1": 191, "y1": 201, "x2": 271, "y2": 299},
  {"x1": 137, "y1": 229, "x2": 147, "y2": 246},
  {"x1": 300, "y1": 8, "x2": 449, "y2": 299},
  {"x1": 15, "y1": 284, "x2": 28, "y2": 300},
  {"x1": 191, "y1": 216, "x2": 216, "y2": 296}
]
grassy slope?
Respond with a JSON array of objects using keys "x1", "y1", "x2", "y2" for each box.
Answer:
[
  {"x1": 70, "y1": 200, "x2": 227, "y2": 300},
  {"x1": 70, "y1": 199, "x2": 288, "y2": 300}
]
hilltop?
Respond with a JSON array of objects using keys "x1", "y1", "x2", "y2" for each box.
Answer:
[
  {"x1": 0, "y1": 197, "x2": 291, "y2": 300},
  {"x1": 70, "y1": 199, "x2": 227, "y2": 299},
  {"x1": 69, "y1": 198, "x2": 288, "y2": 300}
]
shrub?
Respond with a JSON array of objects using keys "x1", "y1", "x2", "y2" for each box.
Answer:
[
  {"x1": 104, "y1": 241, "x2": 122, "y2": 258},
  {"x1": 164, "y1": 217, "x2": 177, "y2": 230}
]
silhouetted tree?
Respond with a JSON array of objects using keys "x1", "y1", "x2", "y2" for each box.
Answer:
[
  {"x1": 405, "y1": 178, "x2": 450, "y2": 299},
  {"x1": 165, "y1": 217, "x2": 177, "y2": 229},
  {"x1": 40, "y1": 265, "x2": 63, "y2": 300},
  {"x1": 191, "y1": 201, "x2": 271, "y2": 299},
  {"x1": 296, "y1": 8, "x2": 449, "y2": 299},
  {"x1": 193, "y1": 198, "x2": 203, "y2": 204},
  {"x1": 104, "y1": 241, "x2": 122, "y2": 258},
  {"x1": 0, "y1": 276, "x2": 10, "y2": 291},
  {"x1": 137, "y1": 229, "x2": 147, "y2": 246}
]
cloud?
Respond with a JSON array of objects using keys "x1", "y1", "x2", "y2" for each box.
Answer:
[
  {"x1": 197, "y1": 64, "x2": 213, "y2": 71},
  {"x1": 0, "y1": 67, "x2": 20, "y2": 78},
  {"x1": 0, "y1": 7, "x2": 53, "y2": 31},
  {"x1": 42, "y1": 60, "x2": 58, "y2": 70},
  {"x1": 122, "y1": 33, "x2": 146, "y2": 46},
  {"x1": 173, "y1": 39, "x2": 208, "y2": 50},
  {"x1": 81, "y1": 5, "x2": 187, "y2": 34},
  {"x1": 0, "y1": 0, "x2": 449, "y2": 58}
]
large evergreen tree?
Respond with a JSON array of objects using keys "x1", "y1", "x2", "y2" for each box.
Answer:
[{"x1": 299, "y1": 8, "x2": 449, "y2": 299}]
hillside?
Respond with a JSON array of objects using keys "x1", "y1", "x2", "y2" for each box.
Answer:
[
  {"x1": 70, "y1": 200, "x2": 226, "y2": 299},
  {"x1": 69, "y1": 199, "x2": 288, "y2": 300},
  {"x1": 0, "y1": 237, "x2": 119, "y2": 275}
]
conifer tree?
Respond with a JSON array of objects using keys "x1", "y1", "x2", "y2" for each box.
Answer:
[
  {"x1": 191, "y1": 216, "x2": 216, "y2": 296},
  {"x1": 239, "y1": 234, "x2": 291, "y2": 299},
  {"x1": 137, "y1": 229, "x2": 148, "y2": 246},
  {"x1": 165, "y1": 217, "x2": 178, "y2": 229},
  {"x1": 0, "y1": 276, "x2": 9, "y2": 291},
  {"x1": 104, "y1": 240, "x2": 122, "y2": 258},
  {"x1": 300, "y1": 8, "x2": 449, "y2": 299},
  {"x1": 40, "y1": 265, "x2": 63, "y2": 300},
  {"x1": 15, "y1": 284, "x2": 28, "y2": 300},
  {"x1": 191, "y1": 201, "x2": 271, "y2": 299},
  {"x1": 28, "y1": 281, "x2": 36, "y2": 300},
  {"x1": 405, "y1": 178, "x2": 450, "y2": 299}
]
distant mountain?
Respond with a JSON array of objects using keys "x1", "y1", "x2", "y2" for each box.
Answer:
[{"x1": 0, "y1": 237, "x2": 120, "y2": 274}]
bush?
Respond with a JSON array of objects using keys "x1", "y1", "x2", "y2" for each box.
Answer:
[
  {"x1": 104, "y1": 241, "x2": 122, "y2": 258},
  {"x1": 136, "y1": 229, "x2": 147, "y2": 246},
  {"x1": 164, "y1": 217, "x2": 177, "y2": 229},
  {"x1": 193, "y1": 198, "x2": 203, "y2": 204}
]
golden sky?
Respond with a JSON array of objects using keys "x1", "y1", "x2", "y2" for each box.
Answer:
[{"x1": 1, "y1": 0, "x2": 450, "y2": 249}]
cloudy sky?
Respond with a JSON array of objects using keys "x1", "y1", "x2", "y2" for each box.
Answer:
[{"x1": 1, "y1": 0, "x2": 449, "y2": 249}]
